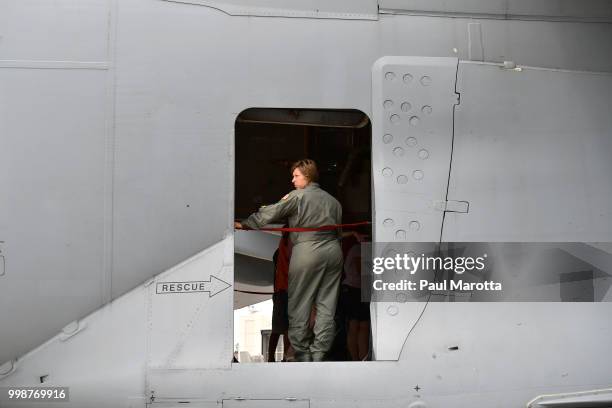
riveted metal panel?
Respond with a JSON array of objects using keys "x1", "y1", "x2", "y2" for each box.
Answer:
[
  {"x1": 371, "y1": 56, "x2": 458, "y2": 360},
  {"x1": 372, "y1": 56, "x2": 458, "y2": 243}
]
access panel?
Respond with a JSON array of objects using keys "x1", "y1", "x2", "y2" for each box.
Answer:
[{"x1": 371, "y1": 56, "x2": 459, "y2": 360}]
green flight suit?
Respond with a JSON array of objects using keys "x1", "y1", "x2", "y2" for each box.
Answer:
[{"x1": 242, "y1": 183, "x2": 343, "y2": 362}]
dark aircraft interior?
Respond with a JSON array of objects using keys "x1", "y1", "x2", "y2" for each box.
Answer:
[{"x1": 234, "y1": 108, "x2": 373, "y2": 361}]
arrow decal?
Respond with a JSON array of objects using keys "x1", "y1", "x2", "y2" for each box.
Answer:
[{"x1": 156, "y1": 275, "x2": 231, "y2": 297}]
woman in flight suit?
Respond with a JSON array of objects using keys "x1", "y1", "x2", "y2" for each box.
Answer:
[{"x1": 235, "y1": 159, "x2": 343, "y2": 362}]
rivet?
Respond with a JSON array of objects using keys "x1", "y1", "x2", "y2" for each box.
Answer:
[
  {"x1": 396, "y1": 293, "x2": 408, "y2": 303},
  {"x1": 406, "y1": 137, "x2": 418, "y2": 147},
  {"x1": 393, "y1": 147, "x2": 405, "y2": 157},
  {"x1": 401, "y1": 102, "x2": 411, "y2": 112},
  {"x1": 395, "y1": 229, "x2": 407, "y2": 240},
  {"x1": 397, "y1": 175, "x2": 408, "y2": 184},
  {"x1": 383, "y1": 100, "x2": 394, "y2": 110},
  {"x1": 409, "y1": 116, "x2": 420, "y2": 126},
  {"x1": 420, "y1": 75, "x2": 432, "y2": 86},
  {"x1": 503, "y1": 61, "x2": 516, "y2": 69},
  {"x1": 62, "y1": 321, "x2": 79, "y2": 335},
  {"x1": 383, "y1": 134, "x2": 393, "y2": 144},
  {"x1": 383, "y1": 218, "x2": 395, "y2": 227},
  {"x1": 382, "y1": 167, "x2": 393, "y2": 177},
  {"x1": 418, "y1": 149, "x2": 429, "y2": 159},
  {"x1": 409, "y1": 221, "x2": 421, "y2": 231},
  {"x1": 403, "y1": 73, "x2": 413, "y2": 83},
  {"x1": 390, "y1": 114, "x2": 400, "y2": 124},
  {"x1": 387, "y1": 305, "x2": 399, "y2": 316},
  {"x1": 413, "y1": 170, "x2": 424, "y2": 180},
  {"x1": 422, "y1": 105, "x2": 432, "y2": 115},
  {"x1": 385, "y1": 72, "x2": 396, "y2": 81}
]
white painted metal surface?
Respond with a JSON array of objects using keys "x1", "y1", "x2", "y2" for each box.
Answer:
[
  {"x1": 148, "y1": 236, "x2": 233, "y2": 369},
  {"x1": 222, "y1": 400, "x2": 309, "y2": 408},
  {"x1": 0, "y1": 0, "x2": 110, "y2": 61},
  {"x1": 444, "y1": 62, "x2": 612, "y2": 242},
  {"x1": 0, "y1": 245, "x2": 610, "y2": 408},
  {"x1": 379, "y1": 0, "x2": 612, "y2": 22},
  {"x1": 1, "y1": 1, "x2": 612, "y2": 406},
  {"x1": 528, "y1": 387, "x2": 612, "y2": 407},
  {"x1": 0, "y1": 66, "x2": 109, "y2": 363},
  {"x1": 2, "y1": 0, "x2": 612, "y2": 364},
  {"x1": 0, "y1": 243, "x2": 5, "y2": 277},
  {"x1": 162, "y1": 0, "x2": 378, "y2": 20},
  {"x1": 0, "y1": 237, "x2": 233, "y2": 407},
  {"x1": 372, "y1": 56, "x2": 458, "y2": 244},
  {"x1": 371, "y1": 56, "x2": 458, "y2": 360}
]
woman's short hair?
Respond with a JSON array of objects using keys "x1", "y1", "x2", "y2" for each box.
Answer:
[{"x1": 291, "y1": 159, "x2": 319, "y2": 182}]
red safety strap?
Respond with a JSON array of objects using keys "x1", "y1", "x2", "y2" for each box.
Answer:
[{"x1": 239, "y1": 221, "x2": 370, "y2": 232}]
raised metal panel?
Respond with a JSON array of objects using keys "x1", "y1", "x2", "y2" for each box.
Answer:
[
  {"x1": 162, "y1": 0, "x2": 378, "y2": 20},
  {"x1": 372, "y1": 56, "x2": 458, "y2": 360},
  {"x1": 0, "y1": 0, "x2": 110, "y2": 61},
  {"x1": 0, "y1": 68, "x2": 108, "y2": 364},
  {"x1": 379, "y1": 0, "x2": 612, "y2": 22},
  {"x1": 444, "y1": 62, "x2": 612, "y2": 242},
  {"x1": 148, "y1": 237, "x2": 233, "y2": 369},
  {"x1": 372, "y1": 56, "x2": 458, "y2": 243}
]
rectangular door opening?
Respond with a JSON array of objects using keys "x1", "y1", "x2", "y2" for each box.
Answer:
[{"x1": 233, "y1": 108, "x2": 372, "y2": 363}]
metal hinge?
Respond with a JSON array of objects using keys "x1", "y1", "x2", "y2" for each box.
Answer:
[{"x1": 433, "y1": 200, "x2": 469, "y2": 213}]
